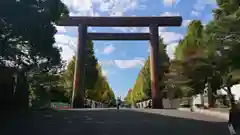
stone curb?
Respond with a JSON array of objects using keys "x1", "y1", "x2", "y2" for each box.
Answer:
[{"x1": 178, "y1": 108, "x2": 229, "y2": 120}]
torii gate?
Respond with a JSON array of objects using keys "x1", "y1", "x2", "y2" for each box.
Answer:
[{"x1": 58, "y1": 16, "x2": 182, "y2": 109}]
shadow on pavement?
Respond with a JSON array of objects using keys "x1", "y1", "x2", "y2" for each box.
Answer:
[{"x1": 1, "y1": 109, "x2": 229, "y2": 135}]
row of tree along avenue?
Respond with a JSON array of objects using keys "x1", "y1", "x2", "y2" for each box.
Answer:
[
  {"x1": 125, "y1": 0, "x2": 240, "y2": 108},
  {"x1": 0, "y1": 0, "x2": 116, "y2": 110}
]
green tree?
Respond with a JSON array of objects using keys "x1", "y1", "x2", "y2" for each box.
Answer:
[
  {"x1": 127, "y1": 37, "x2": 169, "y2": 108},
  {"x1": 0, "y1": 0, "x2": 68, "y2": 70},
  {"x1": 205, "y1": 0, "x2": 240, "y2": 106},
  {"x1": 163, "y1": 60, "x2": 192, "y2": 98},
  {"x1": 0, "y1": 0, "x2": 69, "y2": 109},
  {"x1": 28, "y1": 61, "x2": 68, "y2": 107},
  {"x1": 174, "y1": 21, "x2": 207, "y2": 99},
  {"x1": 63, "y1": 42, "x2": 115, "y2": 105},
  {"x1": 63, "y1": 41, "x2": 99, "y2": 100},
  {"x1": 85, "y1": 64, "x2": 116, "y2": 105}
]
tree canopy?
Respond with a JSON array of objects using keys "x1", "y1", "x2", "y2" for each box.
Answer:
[
  {"x1": 125, "y1": 38, "x2": 169, "y2": 105},
  {"x1": 62, "y1": 40, "x2": 116, "y2": 106},
  {"x1": 125, "y1": 0, "x2": 240, "y2": 108},
  {"x1": 0, "y1": 0, "x2": 68, "y2": 70},
  {"x1": 1, "y1": 0, "x2": 116, "y2": 109}
]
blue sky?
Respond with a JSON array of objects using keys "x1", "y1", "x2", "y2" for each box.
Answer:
[{"x1": 54, "y1": 0, "x2": 217, "y2": 100}]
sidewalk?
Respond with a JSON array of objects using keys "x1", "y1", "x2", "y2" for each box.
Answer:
[{"x1": 178, "y1": 107, "x2": 229, "y2": 120}]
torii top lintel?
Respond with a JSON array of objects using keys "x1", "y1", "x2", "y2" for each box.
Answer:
[{"x1": 57, "y1": 16, "x2": 182, "y2": 27}]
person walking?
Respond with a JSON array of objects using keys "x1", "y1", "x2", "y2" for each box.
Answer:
[{"x1": 116, "y1": 97, "x2": 121, "y2": 109}]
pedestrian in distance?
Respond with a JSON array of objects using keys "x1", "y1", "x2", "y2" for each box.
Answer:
[{"x1": 116, "y1": 97, "x2": 121, "y2": 109}]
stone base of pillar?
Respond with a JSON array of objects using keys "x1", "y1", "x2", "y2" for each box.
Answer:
[
  {"x1": 152, "y1": 98, "x2": 163, "y2": 109},
  {"x1": 72, "y1": 97, "x2": 84, "y2": 108}
]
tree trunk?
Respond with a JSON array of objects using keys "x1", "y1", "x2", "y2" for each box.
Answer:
[
  {"x1": 189, "y1": 96, "x2": 195, "y2": 111},
  {"x1": 226, "y1": 85, "x2": 235, "y2": 108},
  {"x1": 207, "y1": 82, "x2": 214, "y2": 107},
  {"x1": 200, "y1": 92, "x2": 204, "y2": 107}
]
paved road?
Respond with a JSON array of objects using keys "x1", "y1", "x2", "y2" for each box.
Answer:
[{"x1": 2, "y1": 108, "x2": 230, "y2": 135}]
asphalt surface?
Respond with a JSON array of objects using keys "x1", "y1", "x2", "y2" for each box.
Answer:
[{"x1": 1, "y1": 108, "x2": 230, "y2": 135}]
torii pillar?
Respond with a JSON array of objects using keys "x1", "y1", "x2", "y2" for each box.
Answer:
[{"x1": 71, "y1": 24, "x2": 87, "y2": 108}]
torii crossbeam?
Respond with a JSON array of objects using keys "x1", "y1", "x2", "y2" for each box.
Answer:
[{"x1": 58, "y1": 16, "x2": 182, "y2": 109}]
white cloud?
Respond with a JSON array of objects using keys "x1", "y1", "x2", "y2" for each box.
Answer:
[
  {"x1": 102, "y1": 44, "x2": 115, "y2": 54},
  {"x1": 163, "y1": 0, "x2": 180, "y2": 7},
  {"x1": 101, "y1": 69, "x2": 117, "y2": 76},
  {"x1": 99, "y1": 60, "x2": 115, "y2": 66},
  {"x1": 110, "y1": 11, "x2": 124, "y2": 16},
  {"x1": 61, "y1": 0, "x2": 95, "y2": 16},
  {"x1": 147, "y1": 32, "x2": 181, "y2": 54},
  {"x1": 61, "y1": 0, "x2": 140, "y2": 17},
  {"x1": 102, "y1": 69, "x2": 108, "y2": 76},
  {"x1": 111, "y1": 26, "x2": 156, "y2": 33},
  {"x1": 54, "y1": 34, "x2": 77, "y2": 52},
  {"x1": 202, "y1": 0, "x2": 216, "y2": 5},
  {"x1": 110, "y1": 12, "x2": 179, "y2": 33},
  {"x1": 166, "y1": 42, "x2": 178, "y2": 59},
  {"x1": 100, "y1": 42, "x2": 180, "y2": 69},
  {"x1": 58, "y1": 44, "x2": 75, "y2": 62},
  {"x1": 99, "y1": 57, "x2": 145, "y2": 69},
  {"x1": 114, "y1": 60, "x2": 139, "y2": 69},
  {"x1": 55, "y1": 25, "x2": 67, "y2": 33},
  {"x1": 95, "y1": 48, "x2": 99, "y2": 54},
  {"x1": 54, "y1": 28, "x2": 182, "y2": 62},
  {"x1": 160, "y1": 32, "x2": 183, "y2": 44},
  {"x1": 140, "y1": 27, "x2": 149, "y2": 33},
  {"x1": 111, "y1": 27, "x2": 140, "y2": 33},
  {"x1": 115, "y1": 58, "x2": 145, "y2": 69},
  {"x1": 138, "y1": 5, "x2": 147, "y2": 10},
  {"x1": 59, "y1": 0, "x2": 144, "y2": 34},
  {"x1": 160, "y1": 12, "x2": 180, "y2": 16},
  {"x1": 191, "y1": 11, "x2": 200, "y2": 16},
  {"x1": 193, "y1": 0, "x2": 216, "y2": 11},
  {"x1": 193, "y1": 3, "x2": 205, "y2": 11},
  {"x1": 110, "y1": 23, "x2": 182, "y2": 45},
  {"x1": 191, "y1": 0, "x2": 216, "y2": 17},
  {"x1": 182, "y1": 20, "x2": 192, "y2": 27},
  {"x1": 98, "y1": 0, "x2": 138, "y2": 16},
  {"x1": 54, "y1": 34, "x2": 76, "y2": 61}
]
